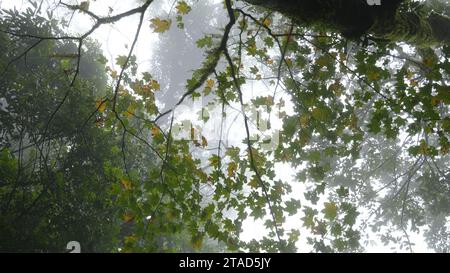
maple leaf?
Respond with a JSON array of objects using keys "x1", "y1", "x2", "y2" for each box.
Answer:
[
  {"x1": 151, "y1": 126, "x2": 160, "y2": 137},
  {"x1": 227, "y1": 162, "x2": 237, "y2": 177},
  {"x1": 206, "y1": 79, "x2": 214, "y2": 88},
  {"x1": 150, "y1": 18, "x2": 171, "y2": 33},
  {"x1": 176, "y1": 1, "x2": 191, "y2": 15},
  {"x1": 323, "y1": 202, "x2": 338, "y2": 220},
  {"x1": 299, "y1": 114, "x2": 310, "y2": 128},
  {"x1": 150, "y1": 80, "x2": 160, "y2": 91},
  {"x1": 123, "y1": 212, "x2": 135, "y2": 223},
  {"x1": 120, "y1": 178, "x2": 132, "y2": 190},
  {"x1": 79, "y1": 1, "x2": 90, "y2": 11},
  {"x1": 115, "y1": 55, "x2": 128, "y2": 68},
  {"x1": 190, "y1": 233, "x2": 204, "y2": 250}
]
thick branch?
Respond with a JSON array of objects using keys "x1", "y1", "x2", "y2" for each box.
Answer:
[{"x1": 243, "y1": 0, "x2": 450, "y2": 46}]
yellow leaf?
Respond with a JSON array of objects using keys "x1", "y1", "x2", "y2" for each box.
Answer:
[
  {"x1": 123, "y1": 212, "x2": 135, "y2": 223},
  {"x1": 110, "y1": 70, "x2": 118, "y2": 79},
  {"x1": 406, "y1": 70, "x2": 414, "y2": 79},
  {"x1": 431, "y1": 96, "x2": 440, "y2": 106},
  {"x1": 176, "y1": 1, "x2": 191, "y2": 15},
  {"x1": 191, "y1": 234, "x2": 203, "y2": 250},
  {"x1": 150, "y1": 18, "x2": 171, "y2": 33},
  {"x1": 328, "y1": 81, "x2": 343, "y2": 96},
  {"x1": 316, "y1": 55, "x2": 330, "y2": 67},
  {"x1": 367, "y1": 71, "x2": 380, "y2": 81},
  {"x1": 285, "y1": 58, "x2": 293, "y2": 67},
  {"x1": 206, "y1": 79, "x2": 214, "y2": 88},
  {"x1": 203, "y1": 87, "x2": 212, "y2": 96},
  {"x1": 367, "y1": 70, "x2": 380, "y2": 81},
  {"x1": 350, "y1": 115, "x2": 359, "y2": 129},
  {"x1": 248, "y1": 178, "x2": 259, "y2": 188},
  {"x1": 151, "y1": 80, "x2": 160, "y2": 91},
  {"x1": 201, "y1": 136, "x2": 208, "y2": 148},
  {"x1": 227, "y1": 162, "x2": 237, "y2": 177},
  {"x1": 190, "y1": 127, "x2": 195, "y2": 140},
  {"x1": 239, "y1": 19, "x2": 247, "y2": 29},
  {"x1": 299, "y1": 114, "x2": 310, "y2": 128},
  {"x1": 120, "y1": 178, "x2": 132, "y2": 190},
  {"x1": 423, "y1": 58, "x2": 434, "y2": 68},
  {"x1": 441, "y1": 145, "x2": 448, "y2": 155},
  {"x1": 166, "y1": 210, "x2": 177, "y2": 221},
  {"x1": 151, "y1": 126, "x2": 160, "y2": 137},
  {"x1": 118, "y1": 86, "x2": 127, "y2": 96},
  {"x1": 124, "y1": 235, "x2": 137, "y2": 245},
  {"x1": 311, "y1": 107, "x2": 331, "y2": 122},
  {"x1": 262, "y1": 18, "x2": 271, "y2": 27},
  {"x1": 419, "y1": 140, "x2": 428, "y2": 155},
  {"x1": 96, "y1": 99, "x2": 106, "y2": 113},
  {"x1": 125, "y1": 104, "x2": 137, "y2": 117}
]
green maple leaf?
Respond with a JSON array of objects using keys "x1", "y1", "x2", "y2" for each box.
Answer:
[
  {"x1": 115, "y1": 55, "x2": 127, "y2": 68},
  {"x1": 323, "y1": 202, "x2": 338, "y2": 220},
  {"x1": 285, "y1": 198, "x2": 301, "y2": 216}
]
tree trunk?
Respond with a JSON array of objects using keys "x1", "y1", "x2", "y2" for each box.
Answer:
[{"x1": 243, "y1": 0, "x2": 450, "y2": 46}]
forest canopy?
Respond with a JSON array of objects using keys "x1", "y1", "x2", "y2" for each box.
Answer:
[{"x1": 0, "y1": 0, "x2": 449, "y2": 253}]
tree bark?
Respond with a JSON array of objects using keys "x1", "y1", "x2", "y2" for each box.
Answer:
[
  {"x1": 427, "y1": 12, "x2": 450, "y2": 44},
  {"x1": 243, "y1": 0, "x2": 450, "y2": 46}
]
